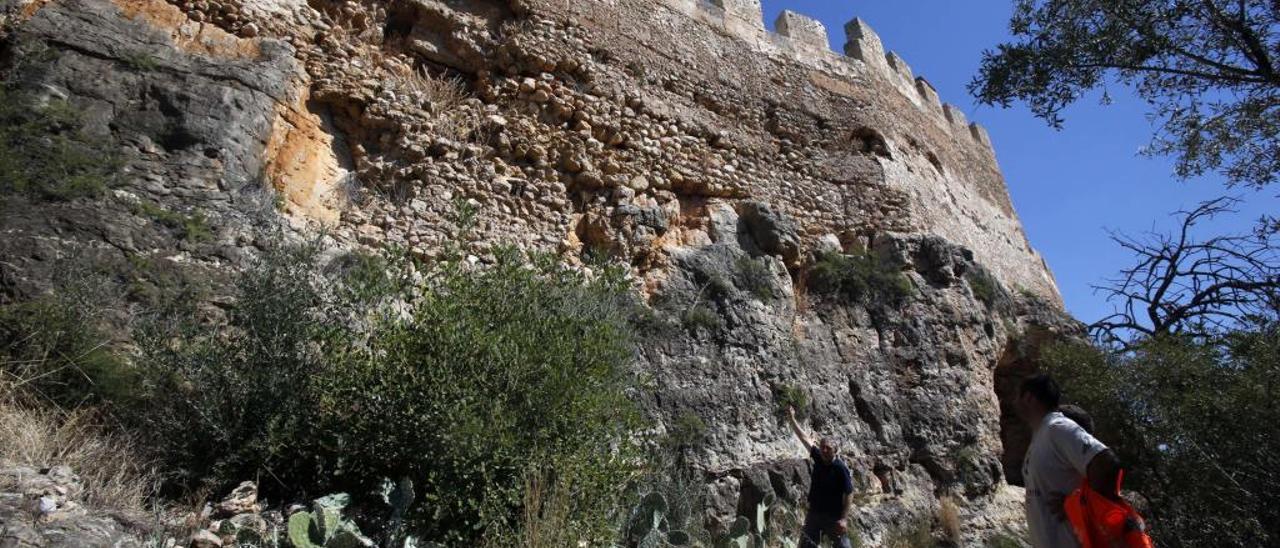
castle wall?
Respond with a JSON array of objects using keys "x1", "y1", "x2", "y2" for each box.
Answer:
[{"x1": 540, "y1": 0, "x2": 1060, "y2": 301}]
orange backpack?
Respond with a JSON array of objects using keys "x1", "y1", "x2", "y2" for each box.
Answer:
[{"x1": 1064, "y1": 471, "x2": 1155, "y2": 548}]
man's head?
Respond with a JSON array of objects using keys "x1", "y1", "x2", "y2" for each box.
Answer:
[
  {"x1": 1017, "y1": 373, "x2": 1061, "y2": 425},
  {"x1": 817, "y1": 437, "x2": 838, "y2": 464}
]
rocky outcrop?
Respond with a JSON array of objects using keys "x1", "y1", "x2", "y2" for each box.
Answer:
[
  {"x1": 0, "y1": 0, "x2": 1078, "y2": 544},
  {"x1": 0, "y1": 465, "x2": 146, "y2": 547}
]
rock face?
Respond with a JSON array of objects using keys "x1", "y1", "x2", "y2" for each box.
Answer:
[
  {"x1": 0, "y1": 0, "x2": 1077, "y2": 543},
  {"x1": 0, "y1": 465, "x2": 146, "y2": 547}
]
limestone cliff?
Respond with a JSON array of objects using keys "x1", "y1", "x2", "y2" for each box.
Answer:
[{"x1": 0, "y1": 0, "x2": 1077, "y2": 544}]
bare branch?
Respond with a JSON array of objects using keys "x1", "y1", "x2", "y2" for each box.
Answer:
[{"x1": 1090, "y1": 197, "x2": 1280, "y2": 345}]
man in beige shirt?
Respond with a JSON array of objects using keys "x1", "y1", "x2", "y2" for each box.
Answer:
[{"x1": 1016, "y1": 374, "x2": 1122, "y2": 548}]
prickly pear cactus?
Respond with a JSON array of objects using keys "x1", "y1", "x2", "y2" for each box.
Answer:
[
  {"x1": 285, "y1": 494, "x2": 375, "y2": 548},
  {"x1": 626, "y1": 492, "x2": 670, "y2": 543},
  {"x1": 379, "y1": 477, "x2": 416, "y2": 548}
]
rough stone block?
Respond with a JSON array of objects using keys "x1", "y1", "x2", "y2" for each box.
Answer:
[
  {"x1": 942, "y1": 103, "x2": 967, "y2": 128},
  {"x1": 661, "y1": 0, "x2": 698, "y2": 15},
  {"x1": 844, "y1": 17, "x2": 888, "y2": 74},
  {"x1": 885, "y1": 51, "x2": 913, "y2": 82},
  {"x1": 775, "y1": 10, "x2": 828, "y2": 51},
  {"x1": 712, "y1": 0, "x2": 763, "y2": 36},
  {"x1": 915, "y1": 77, "x2": 942, "y2": 111},
  {"x1": 969, "y1": 123, "x2": 993, "y2": 148}
]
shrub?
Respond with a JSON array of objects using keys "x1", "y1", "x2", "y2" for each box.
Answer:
[
  {"x1": 664, "y1": 410, "x2": 708, "y2": 453},
  {"x1": 320, "y1": 248, "x2": 643, "y2": 543},
  {"x1": 681, "y1": 304, "x2": 720, "y2": 333},
  {"x1": 0, "y1": 85, "x2": 119, "y2": 202},
  {"x1": 132, "y1": 200, "x2": 213, "y2": 241},
  {"x1": 0, "y1": 280, "x2": 138, "y2": 408},
  {"x1": 772, "y1": 383, "x2": 808, "y2": 418},
  {"x1": 735, "y1": 256, "x2": 775, "y2": 300},
  {"x1": 985, "y1": 529, "x2": 1027, "y2": 548},
  {"x1": 137, "y1": 244, "x2": 644, "y2": 544},
  {"x1": 1043, "y1": 327, "x2": 1280, "y2": 547},
  {"x1": 965, "y1": 268, "x2": 1000, "y2": 308},
  {"x1": 121, "y1": 51, "x2": 160, "y2": 71},
  {"x1": 134, "y1": 243, "x2": 341, "y2": 494},
  {"x1": 808, "y1": 251, "x2": 912, "y2": 307},
  {"x1": 884, "y1": 515, "x2": 936, "y2": 548}
]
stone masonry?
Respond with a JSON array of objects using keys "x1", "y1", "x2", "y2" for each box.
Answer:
[{"x1": 0, "y1": 0, "x2": 1075, "y2": 544}]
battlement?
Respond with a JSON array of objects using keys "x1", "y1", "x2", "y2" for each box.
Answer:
[
  {"x1": 656, "y1": 1, "x2": 995, "y2": 153},
  {"x1": 712, "y1": 0, "x2": 763, "y2": 37},
  {"x1": 774, "y1": 10, "x2": 827, "y2": 52}
]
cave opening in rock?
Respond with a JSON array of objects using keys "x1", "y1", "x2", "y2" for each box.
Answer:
[
  {"x1": 994, "y1": 343, "x2": 1037, "y2": 486},
  {"x1": 852, "y1": 126, "x2": 892, "y2": 159}
]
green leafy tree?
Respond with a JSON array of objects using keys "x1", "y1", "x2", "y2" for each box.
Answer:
[
  {"x1": 1044, "y1": 327, "x2": 1280, "y2": 547},
  {"x1": 135, "y1": 243, "x2": 643, "y2": 544},
  {"x1": 970, "y1": 0, "x2": 1280, "y2": 188}
]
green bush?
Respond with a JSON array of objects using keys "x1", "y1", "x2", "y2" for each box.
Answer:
[
  {"x1": 884, "y1": 515, "x2": 936, "y2": 548},
  {"x1": 808, "y1": 251, "x2": 912, "y2": 307},
  {"x1": 136, "y1": 244, "x2": 644, "y2": 544},
  {"x1": 985, "y1": 529, "x2": 1027, "y2": 548},
  {"x1": 772, "y1": 383, "x2": 808, "y2": 418},
  {"x1": 1043, "y1": 327, "x2": 1280, "y2": 547},
  {"x1": 132, "y1": 200, "x2": 213, "y2": 242},
  {"x1": 0, "y1": 279, "x2": 137, "y2": 408},
  {"x1": 664, "y1": 410, "x2": 708, "y2": 454},
  {"x1": 681, "y1": 304, "x2": 720, "y2": 333},
  {"x1": 735, "y1": 256, "x2": 775, "y2": 300},
  {"x1": 134, "y1": 243, "x2": 341, "y2": 492},
  {"x1": 965, "y1": 268, "x2": 1000, "y2": 308},
  {"x1": 0, "y1": 86, "x2": 119, "y2": 202}
]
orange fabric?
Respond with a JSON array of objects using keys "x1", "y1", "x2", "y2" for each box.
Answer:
[{"x1": 1065, "y1": 474, "x2": 1155, "y2": 548}]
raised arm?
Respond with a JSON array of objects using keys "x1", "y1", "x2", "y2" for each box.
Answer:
[{"x1": 786, "y1": 406, "x2": 813, "y2": 451}]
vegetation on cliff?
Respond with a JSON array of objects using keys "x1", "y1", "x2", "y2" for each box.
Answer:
[
  {"x1": 0, "y1": 85, "x2": 119, "y2": 202},
  {"x1": 1, "y1": 240, "x2": 647, "y2": 544}
]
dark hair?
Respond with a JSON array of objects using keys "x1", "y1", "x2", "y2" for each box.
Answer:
[
  {"x1": 1020, "y1": 374, "x2": 1061, "y2": 409},
  {"x1": 1058, "y1": 404, "x2": 1094, "y2": 434}
]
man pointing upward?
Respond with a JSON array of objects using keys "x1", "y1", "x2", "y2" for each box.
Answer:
[{"x1": 787, "y1": 406, "x2": 854, "y2": 548}]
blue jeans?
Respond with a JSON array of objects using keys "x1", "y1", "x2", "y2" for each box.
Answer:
[{"x1": 800, "y1": 511, "x2": 852, "y2": 548}]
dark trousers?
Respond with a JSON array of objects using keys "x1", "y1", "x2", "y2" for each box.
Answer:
[{"x1": 799, "y1": 510, "x2": 852, "y2": 548}]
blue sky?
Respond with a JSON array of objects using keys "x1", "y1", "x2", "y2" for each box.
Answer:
[{"x1": 761, "y1": 1, "x2": 1278, "y2": 324}]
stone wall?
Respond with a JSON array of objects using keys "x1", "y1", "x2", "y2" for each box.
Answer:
[
  {"x1": 580, "y1": 0, "x2": 1061, "y2": 301},
  {"x1": 0, "y1": 0, "x2": 1078, "y2": 543}
]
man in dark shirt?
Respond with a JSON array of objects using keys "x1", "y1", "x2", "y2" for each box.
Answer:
[{"x1": 787, "y1": 406, "x2": 854, "y2": 548}]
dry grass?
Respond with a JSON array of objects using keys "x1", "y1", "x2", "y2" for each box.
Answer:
[
  {"x1": 939, "y1": 495, "x2": 962, "y2": 544},
  {"x1": 386, "y1": 67, "x2": 481, "y2": 142},
  {"x1": 503, "y1": 471, "x2": 577, "y2": 548},
  {"x1": 0, "y1": 382, "x2": 155, "y2": 513}
]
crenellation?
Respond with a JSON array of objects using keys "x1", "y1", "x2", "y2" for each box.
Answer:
[
  {"x1": 843, "y1": 17, "x2": 889, "y2": 75},
  {"x1": 915, "y1": 77, "x2": 943, "y2": 112},
  {"x1": 969, "y1": 123, "x2": 993, "y2": 149},
  {"x1": 774, "y1": 10, "x2": 828, "y2": 52},
  {"x1": 943, "y1": 103, "x2": 968, "y2": 131},
  {"x1": 710, "y1": 0, "x2": 764, "y2": 37},
  {"x1": 655, "y1": 1, "x2": 992, "y2": 152},
  {"x1": 885, "y1": 51, "x2": 913, "y2": 82}
]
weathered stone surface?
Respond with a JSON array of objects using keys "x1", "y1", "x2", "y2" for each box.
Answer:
[
  {"x1": 0, "y1": 0, "x2": 1078, "y2": 543},
  {"x1": 213, "y1": 481, "x2": 259, "y2": 517},
  {"x1": 0, "y1": 0, "x2": 301, "y2": 303},
  {"x1": 0, "y1": 466, "x2": 145, "y2": 547}
]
